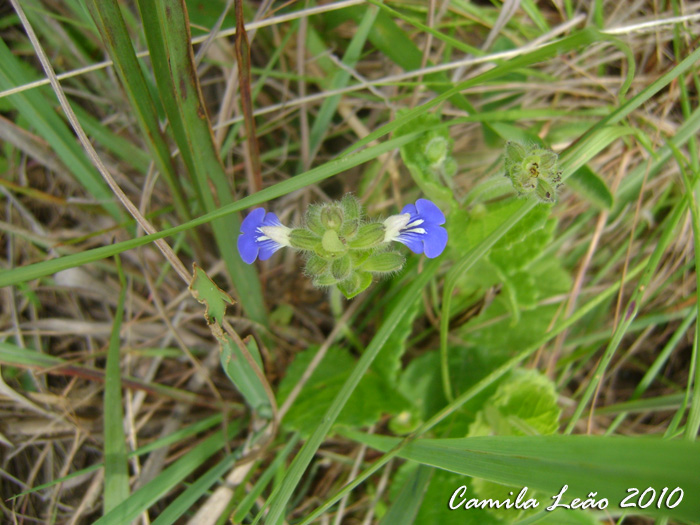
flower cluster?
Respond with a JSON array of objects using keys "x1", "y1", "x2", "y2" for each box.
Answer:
[
  {"x1": 504, "y1": 142, "x2": 563, "y2": 203},
  {"x1": 237, "y1": 195, "x2": 448, "y2": 298}
]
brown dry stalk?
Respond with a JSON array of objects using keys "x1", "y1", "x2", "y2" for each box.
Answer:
[{"x1": 235, "y1": 0, "x2": 263, "y2": 193}]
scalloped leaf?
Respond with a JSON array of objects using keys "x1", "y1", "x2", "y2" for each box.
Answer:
[{"x1": 277, "y1": 346, "x2": 409, "y2": 436}]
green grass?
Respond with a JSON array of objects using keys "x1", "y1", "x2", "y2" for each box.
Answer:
[{"x1": 1, "y1": 1, "x2": 699, "y2": 524}]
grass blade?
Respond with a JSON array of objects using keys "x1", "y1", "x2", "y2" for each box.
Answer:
[
  {"x1": 303, "y1": 5, "x2": 379, "y2": 167},
  {"x1": 0, "y1": 130, "x2": 423, "y2": 288},
  {"x1": 379, "y1": 465, "x2": 432, "y2": 525},
  {"x1": 563, "y1": 165, "x2": 614, "y2": 210},
  {"x1": 150, "y1": 452, "x2": 239, "y2": 525},
  {"x1": 344, "y1": 431, "x2": 700, "y2": 522},
  {"x1": 83, "y1": 0, "x2": 191, "y2": 224},
  {"x1": 260, "y1": 258, "x2": 441, "y2": 524},
  {"x1": 0, "y1": 39, "x2": 121, "y2": 221},
  {"x1": 103, "y1": 256, "x2": 130, "y2": 513},
  {"x1": 94, "y1": 422, "x2": 241, "y2": 525},
  {"x1": 136, "y1": 0, "x2": 267, "y2": 326}
]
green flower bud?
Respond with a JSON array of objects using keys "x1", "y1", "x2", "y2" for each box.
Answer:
[
  {"x1": 331, "y1": 255, "x2": 352, "y2": 281},
  {"x1": 505, "y1": 141, "x2": 526, "y2": 165},
  {"x1": 289, "y1": 228, "x2": 320, "y2": 251},
  {"x1": 340, "y1": 219, "x2": 359, "y2": 239},
  {"x1": 522, "y1": 155, "x2": 542, "y2": 179},
  {"x1": 306, "y1": 205, "x2": 326, "y2": 236},
  {"x1": 320, "y1": 204, "x2": 344, "y2": 231},
  {"x1": 341, "y1": 194, "x2": 361, "y2": 223},
  {"x1": 360, "y1": 252, "x2": 405, "y2": 273},
  {"x1": 424, "y1": 135, "x2": 449, "y2": 166},
  {"x1": 539, "y1": 150, "x2": 558, "y2": 171},
  {"x1": 337, "y1": 271, "x2": 372, "y2": 299},
  {"x1": 349, "y1": 249, "x2": 371, "y2": 267},
  {"x1": 388, "y1": 409, "x2": 421, "y2": 435},
  {"x1": 348, "y1": 223, "x2": 385, "y2": 250},
  {"x1": 314, "y1": 273, "x2": 339, "y2": 287},
  {"x1": 535, "y1": 178, "x2": 556, "y2": 203},
  {"x1": 444, "y1": 157, "x2": 458, "y2": 178},
  {"x1": 305, "y1": 254, "x2": 329, "y2": 276},
  {"x1": 505, "y1": 141, "x2": 563, "y2": 203},
  {"x1": 321, "y1": 229, "x2": 346, "y2": 254}
]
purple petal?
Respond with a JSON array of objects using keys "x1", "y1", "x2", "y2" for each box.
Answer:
[
  {"x1": 260, "y1": 211, "x2": 282, "y2": 228},
  {"x1": 415, "y1": 199, "x2": 445, "y2": 225},
  {"x1": 238, "y1": 208, "x2": 289, "y2": 264},
  {"x1": 396, "y1": 231, "x2": 426, "y2": 254},
  {"x1": 241, "y1": 208, "x2": 266, "y2": 234},
  {"x1": 238, "y1": 232, "x2": 260, "y2": 264},
  {"x1": 393, "y1": 199, "x2": 448, "y2": 257},
  {"x1": 400, "y1": 202, "x2": 418, "y2": 218},
  {"x1": 258, "y1": 238, "x2": 283, "y2": 260},
  {"x1": 423, "y1": 225, "x2": 448, "y2": 258}
]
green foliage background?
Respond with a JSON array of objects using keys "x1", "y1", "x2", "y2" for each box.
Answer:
[{"x1": 0, "y1": 1, "x2": 699, "y2": 524}]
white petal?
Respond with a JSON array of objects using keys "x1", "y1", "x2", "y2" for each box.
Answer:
[
  {"x1": 383, "y1": 213, "x2": 411, "y2": 242},
  {"x1": 258, "y1": 225, "x2": 292, "y2": 247}
]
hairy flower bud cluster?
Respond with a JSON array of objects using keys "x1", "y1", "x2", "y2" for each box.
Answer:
[
  {"x1": 504, "y1": 142, "x2": 563, "y2": 203},
  {"x1": 420, "y1": 131, "x2": 458, "y2": 179},
  {"x1": 237, "y1": 195, "x2": 448, "y2": 299}
]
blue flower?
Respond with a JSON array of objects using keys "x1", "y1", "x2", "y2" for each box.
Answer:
[
  {"x1": 238, "y1": 208, "x2": 291, "y2": 264},
  {"x1": 383, "y1": 199, "x2": 448, "y2": 258}
]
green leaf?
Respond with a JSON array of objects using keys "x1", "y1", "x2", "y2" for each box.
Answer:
[
  {"x1": 188, "y1": 263, "x2": 234, "y2": 326},
  {"x1": 467, "y1": 370, "x2": 561, "y2": 438},
  {"x1": 467, "y1": 370, "x2": 562, "y2": 519},
  {"x1": 489, "y1": 204, "x2": 551, "y2": 257},
  {"x1": 219, "y1": 335, "x2": 269, "y2": 416},
  {"x1": 450, "y1": 199, "x2": 526, "y2": 256},
  {"x1": 397, "y1": 346, "x2": 507, "y2": 436},
  {"x1": 463, "y1": 298, "x2": 561, "y2": 356},
  {"x1": 372, "y1": 290, "x2": 421, "y2": 383},
  {"x1": 276, "y1": 346, "x2": 408, "y2": 437},
  {"x1": 453, "y1": 201, "x2": 564, "y2": 322},
  {"x1": 489, "y1": 208, "x2": 555, "y2": 272},
  {"x1": 567, "y1": 165, "x2": 614, "y2": 210},
  {"x1": 343, "y1": 432, "x2": 700, "y2": 522},
  {"x1": 188, "y1": 262, "x2": 268, "y2": 414},
  {"x1": 263, "y1": 259, "x2": 439, "y2": 523}
]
